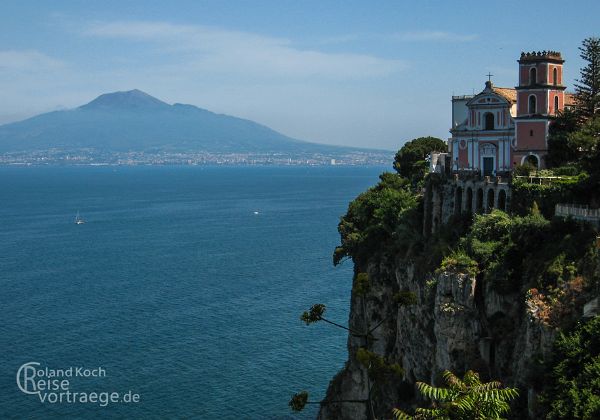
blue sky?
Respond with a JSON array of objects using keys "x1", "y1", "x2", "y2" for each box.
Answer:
[{"x1": 0, "y1": 0, "x2": 598, "y2": 150}]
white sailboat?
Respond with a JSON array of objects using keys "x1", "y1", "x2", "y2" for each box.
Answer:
[{"x1": 75, "y1": 211, "x2": 85, "y2": 225}]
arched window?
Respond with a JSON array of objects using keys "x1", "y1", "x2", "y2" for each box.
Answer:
[
  {"x1": 476, "y1": 189, "x2": 484, "y2": 213},
  {"x1": 528, "y1": 95, "x2": 537, "y2": 114},
  {"x1": 530, "y1": 67, "x2": 537, "y2": 85},
  {"x1": 484, "y1": 112, "x2": 494, "y2": 130},
  {"x1": 466, "y1": 188, "x2": 473, "y2": 213},
  {"x1": 553, "y1": 68, "x2": 558, "y2": 85},
  {"x1": 554, "y1": 96, "x2": 559, "y2": 114}
]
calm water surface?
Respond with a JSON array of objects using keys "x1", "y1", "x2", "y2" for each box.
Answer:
[{"x1": 0, "y1": 165, "x2": 384, "y2": 419}]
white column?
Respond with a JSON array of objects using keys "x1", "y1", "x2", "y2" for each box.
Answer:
[{"x1": 453, "y1": 140, "x2": 459, "y2": 170}]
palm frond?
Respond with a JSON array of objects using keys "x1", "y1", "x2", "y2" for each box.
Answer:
[
  {"x1": 442, "y1": 370, "x2": 467, "y2": 391},
  {"x1": 410, "y1": 370, "x2": 519, "y2": 419},
  {"x1": 416, "y1": 382, "x2": 451, "y2": 402},
  {"x1": 392, "y1": 408, "x2": 413, "y2": 420}
]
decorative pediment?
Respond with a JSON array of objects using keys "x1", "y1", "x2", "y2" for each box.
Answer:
[
  {"x1": 466, "y1": 81, "x2": 516, "y2": 108},
  {"x1": 467, "y1": 92, "x2": 510, "y2": 108},
  {"x1": 480, "y1": 143, "x2": 496, "y2": 156}
]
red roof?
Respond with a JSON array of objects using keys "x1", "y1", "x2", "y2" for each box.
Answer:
[
  {"x1": 565, "y1": 92, "x2": 578, "y2": 106},
  {"x1": 492, "y1": 87, "x2": 517, "y2": 103}
]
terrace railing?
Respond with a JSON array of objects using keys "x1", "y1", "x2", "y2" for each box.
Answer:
[{"x1": 555, "y1": 203, "x2": 600, "y2": 225}]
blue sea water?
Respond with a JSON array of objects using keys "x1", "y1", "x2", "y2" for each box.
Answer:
[{"x1": 0, "y1": 165, "x2": 384, "y2": 419}]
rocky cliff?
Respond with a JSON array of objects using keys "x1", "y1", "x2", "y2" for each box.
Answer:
[
  {"x1": 317, "y1": 165, "x2": 599, "y2": 419},
  {"x1": 319, "y1": 256, "x2": 558, "y2": 419}
]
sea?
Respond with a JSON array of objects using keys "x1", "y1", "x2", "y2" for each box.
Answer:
[{"x1": 0, "y1": 165, "x2": 385, "y2": 419}]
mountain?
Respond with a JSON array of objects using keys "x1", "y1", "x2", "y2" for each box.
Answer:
[
  {"x1": 79, "y1": 89, "x2": 170, "y2": 111},
  {"x1": 0, "y1": 90, "x2": 369, "y2": 155}
]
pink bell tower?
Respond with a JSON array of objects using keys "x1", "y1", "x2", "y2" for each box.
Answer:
[{"x1": 513, "y1": 51, "x2": 566, "y2": 169}]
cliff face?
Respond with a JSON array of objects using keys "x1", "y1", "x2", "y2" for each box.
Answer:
[{"x1": 319, "y1": 257, "x2": 556, "y2": 419}]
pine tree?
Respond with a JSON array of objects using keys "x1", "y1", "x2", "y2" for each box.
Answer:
[{"x1": 574, "y1": 37, "x2": 600, "y2": 118}]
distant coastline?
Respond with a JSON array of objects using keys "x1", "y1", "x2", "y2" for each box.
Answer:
[{"x1": 0, "y1": 149, "x2": 393, "y2": 166}]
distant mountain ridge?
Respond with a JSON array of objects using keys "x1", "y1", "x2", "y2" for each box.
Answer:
[{"x1": 0, "y1": 90, "x2": 377, "y2": 155}]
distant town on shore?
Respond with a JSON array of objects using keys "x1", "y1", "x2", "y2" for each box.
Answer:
[{"x1": 0, "y1": 148, "x2": 391, "y2": 166}]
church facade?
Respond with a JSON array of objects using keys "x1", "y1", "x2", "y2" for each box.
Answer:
[{"x1": 448, "y1": 51, "x2": 575, "y2": 175}]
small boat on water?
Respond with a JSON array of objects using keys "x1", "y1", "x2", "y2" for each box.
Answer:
[{"x1": 75, "y1": 211, "x2": 85, "y2": 225}]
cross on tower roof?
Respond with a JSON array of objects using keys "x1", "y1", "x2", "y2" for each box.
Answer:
[{"x1": 486, "y1": 72, "x2": 494, "y2": 82}]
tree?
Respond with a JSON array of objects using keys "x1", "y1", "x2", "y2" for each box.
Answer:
[
  {"x1": 546, "y1": 108, "x2": 584, "y2": 167},
  {"x1": 333, "y1": 172, "x2": 420, "y2": 265},
  {"x1": 542, "y1": 316, "x2": 600, "y2": 419},
  {"x1": 392, "y1": 370, "x2": 519, "y2": 420},
  {"x1": 569, "y1": 116, "x2": 600, "y2": 174},
  {"x1": 575, "y1": 37, "x2": 600, "y2": 118},
  {"x1": 547, "y1": 37, "x2": 600, "y2": 167},
  {"x1": 393, "y1": 137, "x2": 447, "y2": 179},
  {"x1": 291, "y1": 273, "x2": 416, "y2": 418}
]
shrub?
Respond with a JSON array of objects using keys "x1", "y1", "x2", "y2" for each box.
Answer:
[
  {"x1": 354, "y1": 273, "x2": 370, "y2": 296},
  {"x1": 511, "y1": 173, "x2": 589, "y2": 217},
  {"x1": 541, "y1": 316, "x2": 600, "y2": 419},
  {"x1": 514, "y1": 162, "x2": 536, "y2": 176},
  {"x1": 356, "y1": 348, "x2": 403, "y2": 383},
  {"x1": 469, "y1": 210, "x2": 512, "y2": 241},
  {"x1": 553, "y1": 165, "x2": 583, "y2": 176},
  {"x1": 335, "y1": 172, "x2": 419, "y2": 265},
  {"x1": 437, "y1": 250, "x2": 478, "y2": 277},
  {"x1": 394, "y1": 290, "x2": 418, "y2": 306}
]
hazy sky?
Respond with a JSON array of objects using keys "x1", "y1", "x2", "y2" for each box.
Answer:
[{"x1": 1, "y1": 1, "x2": 598, "y2": 150}]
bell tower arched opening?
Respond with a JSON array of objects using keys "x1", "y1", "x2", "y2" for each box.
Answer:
[{"x1": 529, "y1": 67, "x2": 537, "y2": 85}]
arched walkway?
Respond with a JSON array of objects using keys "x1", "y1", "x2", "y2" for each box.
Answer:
[
  {"x1": 466, "y1": 187, "x2": 473, "y2": 213},
  {"x1": 487, "y1": 189, "x2": 495, "y2": 213},
  {"x1": 498, "y1": 190, "x2": 507, "y2": 211},
  {"x1": 476, "y1": 188, "x2": 484, "y2": 213},
  {"x1": 455, "y1": 186, "x2": 463, "y2": 215}
]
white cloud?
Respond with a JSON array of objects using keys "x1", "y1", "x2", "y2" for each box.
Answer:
[
  {"x1": 82, "y1": 21, "x2": 406, "y2": 80},
  {"x1": 392, "y1": 31, "x2": 477, "y2": 42},
  {"x1": 0, "y1": 50, "x2": 65, "y2": 71}
]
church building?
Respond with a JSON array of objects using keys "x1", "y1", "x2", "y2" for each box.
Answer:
[{"x1": 448, "y1": 51, "x2": 576, "y2": 175}]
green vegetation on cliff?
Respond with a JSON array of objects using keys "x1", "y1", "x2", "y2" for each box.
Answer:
[
  {"x1": 510, "y1": 173, "x2": 589, "y2": 218},
  {"x1": 542, "y1": 316, "x2": 600, "y2": 419},
  {"x1": 334, "y1": 172, "x2": 421, "y2": 266},
  {"x1": 393, "y1": 136, "x2": 446, "y2": 184},
  {"x1": 461, "y1": 210, "x2": 597, "y2": 299}
]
